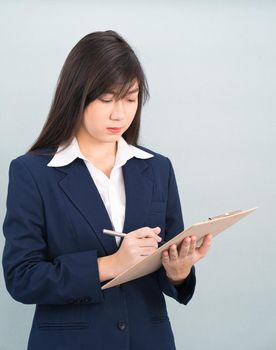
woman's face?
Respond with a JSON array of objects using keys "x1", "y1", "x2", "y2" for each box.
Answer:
[{"x1": 77, "y1": 80, "x2": 139, "y2": 144}]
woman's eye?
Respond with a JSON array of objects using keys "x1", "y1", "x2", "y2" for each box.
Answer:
[
  {"x1": 126, "y1": 96, "x2": 138, "y2": 102},
  {"x1": 100, "y1": 98, "x2": 112, "y2": 103},
  {"x1": 99, "y1": 97, "x2": 137, "y2": 103}
]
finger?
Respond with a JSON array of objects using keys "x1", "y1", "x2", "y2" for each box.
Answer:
[
  {"x1": 197, "y1": 234, "x2": 212, "y2": 257},
  {"x1": 178, "y1": 237, "x2": 190, "y2": 258},
  {"x1": 169, "y1": 244, "x2": 178, "y2": 260},
  {"x1": 152, "y1": 226, "x2": 161, "y2": 235},
  {"x1": 151, "y1": 226, "x2": 161, "y2": 242},
  {"x1": 139, "y1": 237, "x2": 158, "y2": 248},
  {"x1": 140, "y1": 246, "x2": 156, "y2": 256},
  {"x1": 162, "y1": 250, "x2": 170, "y2": 264},
  {"x1": 134, "y1": 227, "x2": 161, "y2": 242},
  {"x1": 188, "y1": 235, "x2": 197, "y2": 255}
]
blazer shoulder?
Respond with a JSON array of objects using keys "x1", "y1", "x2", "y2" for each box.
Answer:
[
  {"x1": 135, "y1": 144, "x2": 173, "y2": 170},
  {"x1": 9, "y1": 147, "x2": 57, "y2": 171}
]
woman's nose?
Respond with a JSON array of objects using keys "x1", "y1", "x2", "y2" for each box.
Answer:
[{"x1": 110, "y1": 100, "x2": 126, "y2": 120}]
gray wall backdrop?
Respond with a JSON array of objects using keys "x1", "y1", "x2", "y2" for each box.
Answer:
[{"x1": 0, "y1": 1, "x2": 275, "y2": 349}]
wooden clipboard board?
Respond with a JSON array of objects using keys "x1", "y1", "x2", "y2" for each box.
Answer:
[{"x1": 101, "y1": 207, "x2": 257, "y2": 290}]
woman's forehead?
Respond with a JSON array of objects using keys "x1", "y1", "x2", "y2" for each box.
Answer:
[{"x1": 106, "y1": 79, "x2": 139, "y2": 96}]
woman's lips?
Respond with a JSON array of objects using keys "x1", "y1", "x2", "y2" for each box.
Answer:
[{"x1": 106, "y1": 127, "x2": 122, "y2": 134}]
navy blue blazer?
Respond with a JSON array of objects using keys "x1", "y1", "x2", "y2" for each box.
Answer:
[{"x1": 2, "y1": 145, "x2": 196, "y2": 350}]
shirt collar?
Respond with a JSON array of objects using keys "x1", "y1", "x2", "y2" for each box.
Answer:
[{"x1": 47, "y1": 136, "x2": 153, "y2": 168}]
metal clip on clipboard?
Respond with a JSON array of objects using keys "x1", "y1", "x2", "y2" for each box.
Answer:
[{"x1": 208, "y1": 210, "x2": 243, "y2": 221}]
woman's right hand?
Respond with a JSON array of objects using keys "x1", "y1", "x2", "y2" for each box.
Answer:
[{"x1": 112, "y1": 226, "x2": 162, "y2": 275}]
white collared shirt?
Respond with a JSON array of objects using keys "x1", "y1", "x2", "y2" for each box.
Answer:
[{"x1": 47, "y1": 136, "x2": 153, "y2": 246}]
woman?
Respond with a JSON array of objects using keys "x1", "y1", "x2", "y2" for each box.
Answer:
[{"x1": 2, "y1": 30, "x2": 212, "y2": 350}]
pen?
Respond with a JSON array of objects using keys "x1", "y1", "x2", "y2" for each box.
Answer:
[
  {"x1": 103, "y1": 229, "x2": 127, "y2": 238},
  {"x1": 102, "y1": 229, "x2": 164, "y2": 244}
]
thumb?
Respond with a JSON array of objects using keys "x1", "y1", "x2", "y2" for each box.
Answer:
[{"x1": 197, "y1": 234, "x2": 212, "y2": 257}]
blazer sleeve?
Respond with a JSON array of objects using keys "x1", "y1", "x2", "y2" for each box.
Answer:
[
  {"x1": 2, "y1": 158, "x2": 104, "y2": 305},
  {"x1": 156, "y1": 157, "x2": 196, "y2": 305}
]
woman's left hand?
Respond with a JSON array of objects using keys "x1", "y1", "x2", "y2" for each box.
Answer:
[{"x1": 161, "y1": 234, "x2": 212, "y2": 285}]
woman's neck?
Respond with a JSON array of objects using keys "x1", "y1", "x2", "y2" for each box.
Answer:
[{"x1": 76, "y1": 132, "x2": 117, "y2": 162}]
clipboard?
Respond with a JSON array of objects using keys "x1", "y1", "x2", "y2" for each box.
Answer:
[{"x1": 101, "y1": 207, "x2": 257, "y2": 290}]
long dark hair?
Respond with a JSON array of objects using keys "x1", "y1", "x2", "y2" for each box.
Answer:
[{"x1": 28, "y1": 30, "x2": 150, "y2": 155}]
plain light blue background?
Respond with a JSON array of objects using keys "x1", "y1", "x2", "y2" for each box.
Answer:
[{"x1": 1, "y1": 1, "x2": 275, "y2": 349}]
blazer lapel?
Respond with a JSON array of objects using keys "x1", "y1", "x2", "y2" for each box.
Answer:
[
  {"x1": 122, "y1": 157, "x2": 153, "y2": 233},
  {"x1": 57, "y1": 158, "x2": 117, "y2": 255},
  {"x1": 55, "y1": 157, "x2": 153, "y2": 255}
]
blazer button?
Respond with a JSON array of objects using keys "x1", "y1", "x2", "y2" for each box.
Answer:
[{"x1": 117, "y1": 321, "x2": 126, "y2": 331}]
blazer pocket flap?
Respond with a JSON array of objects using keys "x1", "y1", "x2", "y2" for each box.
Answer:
[{"x1": 36, "y1": 304, "x2": 89, "y2": 330}]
